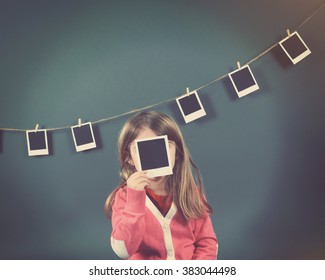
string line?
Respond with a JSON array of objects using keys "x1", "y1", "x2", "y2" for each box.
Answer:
[
  {"x1": 295, "y1": 2, "x2": 325, "y2": 30},
  {"x1": 1, "y1": 1, "x2": 324, "y2": 133}
]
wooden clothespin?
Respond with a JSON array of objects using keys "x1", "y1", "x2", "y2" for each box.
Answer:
[{"x1": 286, "y1": 29, "x2": 291, "y2": 36}]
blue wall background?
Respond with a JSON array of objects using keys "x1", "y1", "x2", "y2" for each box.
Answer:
[{"x1": 0, "y1": 0, "x2": 324, "y2": 259}]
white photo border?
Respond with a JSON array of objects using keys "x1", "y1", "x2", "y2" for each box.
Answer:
[
  {"x1": 279, "y1": 31, "x2": 311, "y2": 65},
  {"x1": 71, "y1": 122, "x2": 97, "y2": 152},
  {"x1": 228, "y1": 65, "x2": 259, "y2": 98},
  {"x1": 135, "y1": 135, "x2": 173, "y2": 178},
  {"x1": 26, "y1": 129, "x2": 49, "y2": 156},
  {"x1": 176, "y1": 91, "x2": 207, "y2": 123}
]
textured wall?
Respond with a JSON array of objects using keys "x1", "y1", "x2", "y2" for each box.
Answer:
[{"x1": 0, "y1": 0, "x2": 324, "y2": 259}]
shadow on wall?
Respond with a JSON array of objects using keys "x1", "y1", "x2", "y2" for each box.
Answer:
[
  {"x1": 246, "y1": 127, "x2": 325, "y2": 259},
  {"x1": 271, "y1": 44, "x2": 293, "y2": 70},
  {"x1": 92, "y1": 124, "x2": 103, "y2": 150},
  {"x1": 222, "y1": 75, "x2": 239, "y2": 102},
  {"x1": 0, "y1": 180, "x2": 46, "y2": 259}
]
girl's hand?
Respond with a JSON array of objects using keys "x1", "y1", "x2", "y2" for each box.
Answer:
[{"x1": 127, "y1": 171, "x2": 149, "y2": 191}]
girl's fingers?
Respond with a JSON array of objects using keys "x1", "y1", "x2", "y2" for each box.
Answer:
[
  {"x1": 129, "y1": 171, "x2": 146, "y2": 178},
  {"x1": 127, "y1": 171, "x2": 149, "y2": 190}
]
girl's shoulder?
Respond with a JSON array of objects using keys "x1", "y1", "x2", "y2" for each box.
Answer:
[{"x1": 115, "y1": 184, "x2": 127, "y2": 197}]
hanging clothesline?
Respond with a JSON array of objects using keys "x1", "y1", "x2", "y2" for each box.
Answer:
[{"x1": 1, "y1": 2, "x2": 324, "y2": 133}]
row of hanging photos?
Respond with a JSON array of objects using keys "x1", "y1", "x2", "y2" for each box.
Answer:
[
  {"x1": 26, "y1": 30, "x2": 311, "y2": 156},
  {"x1": 26, "y1": 119, "x2": 96, "y2": 156}
]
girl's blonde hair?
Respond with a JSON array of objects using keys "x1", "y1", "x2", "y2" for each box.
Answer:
[{"x1": 105, "y1": 111, "x2": 213, "y2": 220}]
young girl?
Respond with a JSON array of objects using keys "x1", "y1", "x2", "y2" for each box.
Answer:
[{"x1": 105, "y1": 111, "x2": 218, "y2": 260}]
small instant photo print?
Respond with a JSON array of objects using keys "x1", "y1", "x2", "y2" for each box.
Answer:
[
  {"x1": 228, "y1": 65, "x2": 259, "y2": 98},
  {"x1": 26, "y1": 129, "x2": 49, "y2": 156},
  {"x1": 176, "y1": 91, "x2": 206, "y2": 123},
  {"x1": 71, "y1": 122, "x2": 97, "y2": 152},
  {"x1": 135, "y1": 135, "x2": 173, "y2": 178},
  {"x1": 279, "y1": 31, "x2": 311, "y2": 65}
]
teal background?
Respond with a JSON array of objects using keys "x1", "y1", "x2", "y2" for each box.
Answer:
[{"x1": 0, "y1": 0, "x2": 324, "y2": 259}]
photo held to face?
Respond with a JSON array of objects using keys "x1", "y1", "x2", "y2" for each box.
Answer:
[
  {"x1": 105, "y1": 111, "x2": 218, "y2": 260},
  {"x1": 1, "y1": 1, "x2": 325, "y2": 278}
]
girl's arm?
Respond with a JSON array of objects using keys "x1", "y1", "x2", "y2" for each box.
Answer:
[
  {"x1": 111, "y1": 187, "x2": 146, "y2": 259},
  {"x1": 192, "y1": 214, "x2": 218, "y2": 260}
]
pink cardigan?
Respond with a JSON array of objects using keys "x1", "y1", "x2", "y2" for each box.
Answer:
[{"x1": 110, "y1": 186, "x2": 218, "y2": 260}]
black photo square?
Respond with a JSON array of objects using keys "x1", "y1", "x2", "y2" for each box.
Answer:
[
  {"x1": 135, "y1": 135, "x2": 173, "y2": 177},
  {"x1": 26, "y1": 129, "x2": 49, "y2": 156},
  {"x1": 228, "y1": 65, "x2": 259, "y2": 98},
  {"x1": 176, "y1": 91, "x2": 206, "y2": 123},
  {"x1": 279, "y1": 31, "x2": 311, "y2": 64},
  {"x1": 71, "y1": 122, "x2": 97, "y2": 152}
]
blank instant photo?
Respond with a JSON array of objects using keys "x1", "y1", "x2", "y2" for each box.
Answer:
[
  {"x1": 176, "y1": 91, "x2": 206, "y2": 123},
  {"x1": 71, "y1": 122, "x2": 97, "y2": 152},
  {"x1": 135, "y1": 135, "x2": 173, "y2": 178},
  {"x1": 228, "y1": 65, "x2": 259, "y2": 98},
  {"x1": 279, "y1": 31, "x2": 311, "y2": 65},
  {"x1": 26, "y1": 129, "x2": 49, "y2": 156}
]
